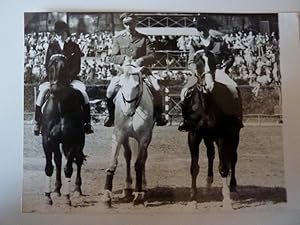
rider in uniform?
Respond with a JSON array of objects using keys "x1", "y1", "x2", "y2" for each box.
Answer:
[
  {"x1": 33, "y1": 21, "x2": 93, "y2": 135},
  {"x1": 178, "y1": 16, "x2": 243, "y2": 131},
  {"x1": 103, "y1": 13, "x2": 168, "y2": 127}
]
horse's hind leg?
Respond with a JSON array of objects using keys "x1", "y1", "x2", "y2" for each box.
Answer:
[
  {"x1": 204, "y1": 136, "x2": 215, "y2": 191},
  {"x1": 53, "y1": 149, "x2": 62, "y2": 197},
  {"x1": 133, "y1": 136, "x2": 150, "y2": 206},
  {"x1": 74, "y1": 148, "x2": 84, "y2": 197},
  {"x1": 230, "y1": 130, "x2": 240, "y2": 193},
  {"x1": 188, "y1": 132, "x2": 201, "y2": 201},
  {"x1": 122, "y1": 138, "x2": 133, "y2": 200},
  {"x1": 61, "y1": 146, "x2": 76, "y2": 206}
]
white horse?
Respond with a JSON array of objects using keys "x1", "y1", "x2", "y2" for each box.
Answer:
[{"x1": 102, "y1": 58, "x2": 155, "y2": 207}]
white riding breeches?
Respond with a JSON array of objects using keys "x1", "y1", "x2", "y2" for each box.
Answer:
[
  {"x1": 35, "y1": 80, "x2": 89, "y2": 107},
  {"x1": 215, "y1": 69, "x2": 238, "y2": 98},
  {"x1": 36, "y1": 82, "x2": 50, "y2": 107},
  {"x1": 215, "y1": 68, "x2": 238, "y2": 87},
  {"x1": 106, "y1": 74, "x2": 161, "y2": 99},
  {"x1": 106, "y1": 76, "x2": 121, "y2": 98},
  {"x1": 70, "y1": 80, "x2": 89, "y2": 104},
  {"x1": 180, "y1": 69, "x2": 238, "y2": 101}
]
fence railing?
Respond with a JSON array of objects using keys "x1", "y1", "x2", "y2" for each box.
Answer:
[{"x1": 24, "y1": 83, "x2": 282, "y2": 125}]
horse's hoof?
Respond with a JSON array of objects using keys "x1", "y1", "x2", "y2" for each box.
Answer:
[
  {"x1": 44, "y1": 197, "x2": 53, "y2": 205},
  {"x1": 132, "y1": 192, "x2": 145, "y2": 206},
  {"x1": 122, "y1": 188, "x2": 133, "y2": 197},
  {"x1": 120, "y1": 189, "x2": 133, "y2": 202},
  {"x1": 52, "y1": 191, "x2": 61, "y2": 198},
  {"x1": 190, "y1": 191, "x2": 197, "y2": 201},
  {"x1": 102, "y1": 190, "x2": 112, "y2": 208},
  {"x1": 133, "y1": 198, "x2": 145, "y2": 206},
  {"x1": 62, "y1": 194, "x2": 71, "y2": 206},
  {"x1": 73, "y1": 190, "x2": 82, "y2": 197},
  {"x1": 222, "y1": 198, "x2": 233, "y2": 210},
  {"x1": 222, "y1": 202, "x2": 233, "y2": 210},
  {"x1": 187, "y1": 200, "x2": 198, "y2": 209},
  {"x1": 102, "y1": 200, "x2": 112, "y2": 209}
]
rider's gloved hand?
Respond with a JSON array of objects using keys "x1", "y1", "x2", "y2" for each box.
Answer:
[{"x1": 135, "y1": 57, "x2": 144, "y2": 67}]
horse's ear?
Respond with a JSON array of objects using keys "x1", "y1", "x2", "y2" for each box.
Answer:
[{"x1": 115, "y1": 65, "x2": 124, "y2": 74}]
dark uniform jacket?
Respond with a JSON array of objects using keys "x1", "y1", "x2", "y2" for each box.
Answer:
[
  {"x1": 188, "y1": 34, "x2": 234, "y2": 73},
  {"x1": 43, "y1": 38, "x2": 82, "y2": 82},
  {"x1": 110, "y1": 30, "x2": 155, "y2": 66}
]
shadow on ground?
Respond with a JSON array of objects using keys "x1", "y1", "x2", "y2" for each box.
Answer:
[{"x1": 111, "y1": 185, "x2": 287, "y2": 208}]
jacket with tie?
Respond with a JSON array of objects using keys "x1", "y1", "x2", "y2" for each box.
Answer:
[{"x1": 110, "y1": 30, "x2": 155, "y2": 66}]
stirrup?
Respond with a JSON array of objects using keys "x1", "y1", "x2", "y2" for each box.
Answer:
[
  {"x1": 156, "y1": 116, "x2": 168, "y2": 126},
  {"x1": 33, "y1": 122, "x2": 40, "y2": 136},
  {"x1": 104, "y1": 117, "x2": 114, "y2": 127},
  {"x1": 178, "y1": 121, "x2": 190, "y2": 132},
  {"x1": 84, "y1": 123, "x2": 94, "y2": 134}
]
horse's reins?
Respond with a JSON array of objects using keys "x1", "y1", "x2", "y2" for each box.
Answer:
[{"x1": 121, "y1": 65, "x2": 143, "y2": 111}]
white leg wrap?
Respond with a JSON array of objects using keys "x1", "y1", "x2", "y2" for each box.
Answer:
[
  {"x1": 45, "y1": 176, "x2": 51, "y2": 193},
  {"x1": 62, "y1": 177, "x2": 71, "y2": 196},
  {"x1": 222, "y1": 177, "x2": 232, "y2": 208}
]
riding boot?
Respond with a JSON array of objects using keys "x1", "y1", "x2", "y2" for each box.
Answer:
[
  {"x1": 83, "y1": 103, "x2": 94, "y2": 134},
  {"x1": 152, "y1": 89, "x2": 168, "y2": 126},
  {"x1": 104, "y1": 97, "x2": 115, "y2": 127},
  {"x1": 236, "y1": 88, "x2": 244, "y2": 128},
  {"x1": 33, "y1": 105, "x2": 42, "y2": 136},
  {"x1": 178, "y1": 101, "x2": 191, "y2": 131}
]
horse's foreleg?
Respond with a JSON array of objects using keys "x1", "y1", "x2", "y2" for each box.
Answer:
[
  {"x1": 133, "y1": 138, "x2": 150, "y2": 206},
  {"x1": 188, "y1": 132, "x2": 201, "y2": 201},
  {"x1": 42, "y1": 140, "x2": 56, "y2": 205},
  {"x1": 204, "y1": 137, "x2": 215, "y2": 190},
  {"x1": 122, "y1": 138, "x2": 133, "y2": 199},
  {"x1": 102, "y1": 133, "x2": 123, "y2": 208},
  {"x1": 74, "y1": 149, "x2": 84, "y2": 197},
  {"x1": 53, "y1": 149, "x2": 62, "y2": 197},
  {"x1": 216, "y1": 138, "x2": 232, "y2": 209}
]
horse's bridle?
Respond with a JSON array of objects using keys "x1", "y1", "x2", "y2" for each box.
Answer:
[
  {"x1": 194, "y1": 50, "x2": 214, "y2": 92},
  {"x1": 120, "y1": 68, "x2": 143, "y2": 111},
  {"x1": 47, "y1": 54, "x2": 67, "y2": 71}
]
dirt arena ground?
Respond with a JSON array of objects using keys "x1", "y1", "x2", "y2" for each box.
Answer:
[{"x1": 22, "y1": 124, "x2": 286, "y2": 214}]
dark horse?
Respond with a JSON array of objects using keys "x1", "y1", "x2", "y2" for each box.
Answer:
[
  {"x1": 41, "y1": 54, "x2": 85, "y2": 206},
  {"x1": 181, "y1": 50, "x2": 242, "y2": 208}
]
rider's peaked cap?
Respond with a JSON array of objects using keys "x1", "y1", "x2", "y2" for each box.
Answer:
[
  {"x1": 54, "y1": 21, "x2": 70, "y2": 36},
  {"x1": 195, "y1": 15, "x2": 210, "y2": 31},
  {"x1": 120, "y1": 13, "x2": 136, "y2": 20}
]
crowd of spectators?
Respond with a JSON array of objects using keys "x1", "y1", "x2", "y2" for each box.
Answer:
[
  {"x1": 223, "y1": 31, "x2": 281, "y2": 96},
  {"x1": 24, "y1": 30, "x2": 281, "y2": 94},
  {"x1": 24, "y1": 31, "x2": 114, "y2": 84}
]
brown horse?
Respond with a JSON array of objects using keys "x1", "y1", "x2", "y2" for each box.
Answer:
[
  {"x1": 41, "y1": 54, "x2": 86, "y2": 206},
  {"x1": 181, "y1": 50, "x2": 242, "y2": 208}
]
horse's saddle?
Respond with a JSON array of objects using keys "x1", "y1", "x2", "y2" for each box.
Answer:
[{"x1": 184, "y1": 82, "x2": 241, "y2": 118}]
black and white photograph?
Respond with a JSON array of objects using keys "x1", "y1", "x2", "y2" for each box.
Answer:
[{"x1": 22, "y1": 11, "x2": 286, "y2": 213}]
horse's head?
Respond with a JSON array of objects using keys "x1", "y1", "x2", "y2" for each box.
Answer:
[
  {"x1": 119, "y1": 58, "x2": 143, "y2": 117},
  {"x1": 47, "y1": 54, "x2": 68, "y2": 92},
  {"x1": 193, "y1": 50, "x2": 217, "y2": 92}
]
